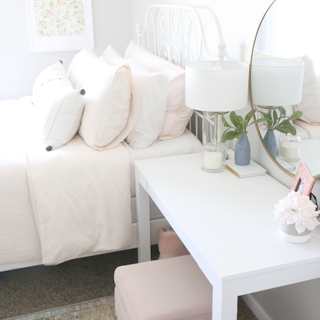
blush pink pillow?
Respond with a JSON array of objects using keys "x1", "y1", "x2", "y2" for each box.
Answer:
[{"x1": 125, "y1": 41, "x2": 193, "y2": 140}]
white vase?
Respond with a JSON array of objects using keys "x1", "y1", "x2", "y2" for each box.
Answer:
[{"x1": 279, "y1": 224, "x2": 312, "y2": 244}]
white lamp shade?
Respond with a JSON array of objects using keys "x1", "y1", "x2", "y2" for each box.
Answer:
[
  {"x1": 251, "y1": 58, "x2": 304, "y2": 106},
  {"x1": 185, "y1": 61, "x2": 249, "y2": 112}
]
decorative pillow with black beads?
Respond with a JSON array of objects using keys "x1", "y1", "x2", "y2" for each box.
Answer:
[{"x1": 33, "y1": 60, "x2": 86, "y2": 151}]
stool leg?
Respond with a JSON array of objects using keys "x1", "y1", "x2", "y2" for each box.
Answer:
[{"x1": 136, "y1": 168, "x2": 151, "y2": 262}]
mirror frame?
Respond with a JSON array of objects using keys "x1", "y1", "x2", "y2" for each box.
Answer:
[{"x1": 249, "y1": 0, "x2": 320, "y2": 179}]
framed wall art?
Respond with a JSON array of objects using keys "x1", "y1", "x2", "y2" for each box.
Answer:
[
  {"x1": 290, "y1": 161, "x2": 315, "y2": 196},
  {"x1": 26, "y1": 0, "x2": 94, "y2": 52}
]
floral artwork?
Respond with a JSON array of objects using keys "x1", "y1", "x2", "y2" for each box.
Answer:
[
  {"x1": 26, "y1": 0, "x2": 94, "y2": 52},
  {"x1": 34, "y1": 0, "x2": 85, "y2": 37}
]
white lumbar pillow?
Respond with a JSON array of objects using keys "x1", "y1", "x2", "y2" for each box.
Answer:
[
  {"x1": 33, "y1": 60, "x2": 86, "y2": 151},
  {"x1": 43, "y1": 89, "x2": 86, "y2": 151},
  {"x1": 33, "y1": 60, "x2": 73, "y2": 114},
  {"x1": 79, "y1": 57, "x2": 135, "y2": 150},
  {"x1": 102, "y1": 45, "x2": 169, "y2": 149}
]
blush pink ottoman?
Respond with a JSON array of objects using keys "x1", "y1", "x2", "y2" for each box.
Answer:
[{"x1": 114, "y1": 255, "x2": 212, "y2": 320}]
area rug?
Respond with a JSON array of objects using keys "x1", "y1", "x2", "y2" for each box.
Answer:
[{"x1": 5, "y1": 296, "x2": 117, "y2": 320}]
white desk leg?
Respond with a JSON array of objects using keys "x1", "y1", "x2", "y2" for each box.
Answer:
[
  {"x1": 135, "y1": 168, "x2": 151, "y2": 263},
  {"x1": 212, "y1": 281, "x2": 238, "y2": 320}
]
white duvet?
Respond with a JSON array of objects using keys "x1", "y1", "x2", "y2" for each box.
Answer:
[{"x1": 0, "y1": 97, "x2": 132, "y2": 265}]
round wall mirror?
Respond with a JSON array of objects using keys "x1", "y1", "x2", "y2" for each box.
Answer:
[{"x1": 250, "y1": 0, "x2": 320, "y2": 179}]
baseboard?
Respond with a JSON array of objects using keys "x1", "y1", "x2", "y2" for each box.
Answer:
[{"x1": 242, "y1": 294, "x2": 273, "y2": 320}]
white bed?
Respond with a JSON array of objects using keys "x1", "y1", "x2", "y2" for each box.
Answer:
[{"x1": 0, "y1": 4, "x2": 224, "y2": 271}]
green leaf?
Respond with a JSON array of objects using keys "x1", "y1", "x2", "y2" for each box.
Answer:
[
  {"x1": 251, "y1": 118, "x2": 267, "y2": 125},
  {"x1": 266, "y1": 119, "x2": 273, "y2": 130},
  {"x1": 223, "y1": 130, "x2": 238, "y2": 142},
  {"x1": 287, "y1": 111, "x2": 303, "y2": 121},
  {"x1": 236, "y1": 123, "x2": 243, "y2": 132},
  {"x1": 221, "y1": 129, "x2": 231, "y2": 143},
  {"x1": 221, "y1": 114, "x2": 231, "y2": 128},
  {"x1": 236, "y1": 132, "x2": 243, "y2": 139},
  {"x1": 275, "y1": 126, "x2": 290, "y2": 134},
  {"x1": 275, "y1": 121, "x2": 291, "y2": 134},
  {"x1": 230, "y1": 111, "x2": 239, "y2": 127},
  {"x1": 245, "y1": 109, "x2": 256, "y2": 123},
  {"x1": 290, "y1": 125, "x2": 297, "y2": 136},
  {"x1": 278, "y1": 106, "x2": 286, "y2": 117},
  {"x1": 258, "y1": 110, "x2": 271, "y2": 120},
  {"x1": 237, "y1": 115, "x2": 244, "y2": 123},
  {"x1": 273, "y1": 109, "x2": 278, "y2": 125}
]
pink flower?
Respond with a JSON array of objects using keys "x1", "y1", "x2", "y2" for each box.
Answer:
[{"x1": 274, "y1": 191, "x2": 320, "y2": 234}]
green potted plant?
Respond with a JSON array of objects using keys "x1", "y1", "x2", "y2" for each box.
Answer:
[
  {"x1": 258, "y1": 107, "x2": 303, "y2": 158},
  {"x1": 221, "y1": 109, "x2": 265, "y2": 166}
]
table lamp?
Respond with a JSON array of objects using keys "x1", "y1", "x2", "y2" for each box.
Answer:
[
  {"x1": 185, "y1": 60, "x2": 249, "y2": 173},
  {"x1": 251, "y1": 58, "x2": 304, "y2": 158}
]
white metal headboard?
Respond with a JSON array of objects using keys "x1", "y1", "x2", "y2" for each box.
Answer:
[
  {"x1": 136, "y1": 4, "x2": 225, "y2": 142},
  {"x1": 136, "y1": 4, "x2": 226, "y2": 67}
]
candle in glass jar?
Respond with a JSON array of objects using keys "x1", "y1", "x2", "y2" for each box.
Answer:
[
  {"x1": 280, "y1": 141, "x2": 300, "y2": 160},
  {"x1": 203, "y1": 151, "x2": 223, "y2": 170}
]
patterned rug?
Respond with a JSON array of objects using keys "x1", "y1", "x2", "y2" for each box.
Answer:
[
  {"x1": 4, "y1": 295, "x2": 258, "y2": 320},
  {"x1": 5, "y1": 296, "x2": 117, "y2": 320}
]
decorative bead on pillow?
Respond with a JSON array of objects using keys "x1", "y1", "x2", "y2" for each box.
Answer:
[
  {"x1": 103, "y1": 45, "x2": 169, "y2": 149},
  {"x1": 125, "y1": 40, "x2": 193, "y2": 141},
  {"x1": 33, "y1": 60, "x2": 86, "y2": 151}
]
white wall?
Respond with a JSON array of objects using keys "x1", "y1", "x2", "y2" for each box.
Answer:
[
  {"x1": 0, "y1": 0, "x2": 133, "y2": 100},
  {"x1": 130, "y1": 1, "x2": 319, "y2": 320}
]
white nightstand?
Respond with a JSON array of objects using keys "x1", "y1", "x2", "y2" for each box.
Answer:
[{"x1": 134, "y1": 153, "x2": 320, "y2": 320}]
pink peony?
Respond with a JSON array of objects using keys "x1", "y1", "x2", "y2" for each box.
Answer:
[{"x1": 274, "y1": 190, "x2": 320, "y2": 234}]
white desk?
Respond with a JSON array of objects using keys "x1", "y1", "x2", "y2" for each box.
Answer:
[{"x1": 134, "y1": 153, "x2": 320, "y2": 320}]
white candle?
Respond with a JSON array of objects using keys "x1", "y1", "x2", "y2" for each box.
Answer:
[
  {"x1": 203, "y1": 152, "x2": 223, "y2": 170},
  {"x1": 280, "y1": 141, "x2": 300, "y2": 160}
]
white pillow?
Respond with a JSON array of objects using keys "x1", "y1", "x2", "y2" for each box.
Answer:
[
  {"x1": 103, "y1": 45, "x2": 169, "y2": 149},
  {"x1": 293, "y1": 55, "x2": 320, "y2": 125},
  {"x1": 33, "y1": 60, "x2": 72, "y2": 112},
  {"x1": 125, "y1": 41, "x2": 193, "y2": 140},
  {"x1": 33, "y1": 61, "x2": 86, "y2": 151},
  {"x1": 43, "y1": 89, "x2": 86, "y2": 151},
  {"x1": 67, "y1": 48, "x2": 99, "y2": 90},
  {"x1": 253, "y1": 50, "x2": 320, "y2": 125},
  {"x1": 79, "y1": 57, "x2": 135, "y2": 150}
]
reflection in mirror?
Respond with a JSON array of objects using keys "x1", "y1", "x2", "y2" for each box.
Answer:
[{"x1": 251, "y1": 0, "x2": 320, "y2": 178}]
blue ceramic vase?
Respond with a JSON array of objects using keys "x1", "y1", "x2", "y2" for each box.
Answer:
[
  {"x1": 264, "y1": 130, "x2": 277, "y2": 159},
  {"x1": 235, "y1": 134, "x2": 250, "y2": 166}
]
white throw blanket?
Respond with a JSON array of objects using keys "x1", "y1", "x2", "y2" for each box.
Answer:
[
  {"x1": 25, "y1": 134, "x2": 133, "y2": 265},
  {"x1": 0, "y1": 97, "x2": 132, "y2": 266}
]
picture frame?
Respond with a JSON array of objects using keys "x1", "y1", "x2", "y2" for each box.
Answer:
[
  {"x1": 26, "y1": 0, "x2": 94, "y2": 52},
  {"x1": 290, "y1": 161, "x2": 315, "y2": 196}
]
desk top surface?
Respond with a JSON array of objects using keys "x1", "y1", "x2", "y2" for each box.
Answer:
[{"x1": 135, "y1": 153, "x2": 320, "y2": 283}]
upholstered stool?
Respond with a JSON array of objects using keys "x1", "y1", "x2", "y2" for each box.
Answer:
[{"x1": 114, "y1": 255, "x2": 212, "y2": 320}]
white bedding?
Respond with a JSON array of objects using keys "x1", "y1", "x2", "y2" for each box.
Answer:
[
  {"x1": 1, "y1": 97, "x2": 132, "y2": 265},
  {"x1": 26, "y1": 135, "x2": 132, "y2": 265},
  {"x1": 0, "y1": 97, "x2": 202, "y2": 267}
]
